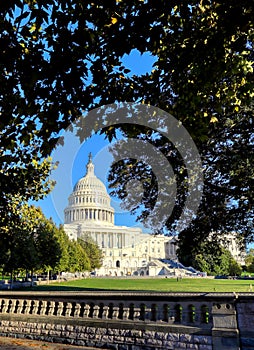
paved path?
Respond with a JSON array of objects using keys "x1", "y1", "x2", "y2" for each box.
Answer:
[{"x1": 0, "y1": 337, "x2": 102, "y2": 349}]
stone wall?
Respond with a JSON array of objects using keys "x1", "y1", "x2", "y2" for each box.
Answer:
[
  {"x1": 235, "y1": 295, "x2": 254, "y2": 350},
  {"x1": 0, "y1": 291, "x2": 252, "y2": 349}
]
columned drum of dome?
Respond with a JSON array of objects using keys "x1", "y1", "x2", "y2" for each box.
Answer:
[{"x1": 64, "y1": 154, "x2": 114, "y2": 226}]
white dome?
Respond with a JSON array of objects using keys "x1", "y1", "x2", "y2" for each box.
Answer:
[
  {"x1": 74, "y1": 159, "x2": 107, "y2": 194},
  {"x1": 64, "y1": 154, "x2": 114, "y2": 225}
]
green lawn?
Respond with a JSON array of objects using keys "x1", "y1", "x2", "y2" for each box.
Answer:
[{"x1": 30, "y1": 277, "x2": 254, "y2": 293}]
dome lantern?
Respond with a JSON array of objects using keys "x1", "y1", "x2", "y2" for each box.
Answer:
[{"x1": 86, "y1": 152, "x2": 95, "y2": 176}]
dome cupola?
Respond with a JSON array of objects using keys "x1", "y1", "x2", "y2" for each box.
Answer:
[{"x1": 64, "y1": 153, "x2": 114, "y2": 225}]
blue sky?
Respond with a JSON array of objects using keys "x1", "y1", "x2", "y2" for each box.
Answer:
[
  {"x1": 36, "y1": 50, "x2": 157, "y2": 230},
  {"x1": 38, "y1": 133, "x2": 150, "y2": 230}
]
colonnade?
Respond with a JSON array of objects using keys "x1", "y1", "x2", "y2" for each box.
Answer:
[
  {"x1": 65, "y1": 208, "x2": 114, "y2": 224},
  {"x1": 68, "y1": 194, "x2": 110, "y2": 206}
]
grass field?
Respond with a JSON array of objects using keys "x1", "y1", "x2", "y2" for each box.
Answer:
[{"x1": 31, "y1": 277, "x2": 254, "y2": 293}]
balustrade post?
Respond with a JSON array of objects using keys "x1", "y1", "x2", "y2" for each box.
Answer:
[
  {"x1": 74, "y1": 303, "x2": 81, "y2": 317},
  {"x1": 83, "y1": 304, "x2": 90, "y2": 318},
  {"x1": 174, "y1": 304, "x2": 183, "y2": 323},
  {"x1": 183, "y1": 304, "x2": 193, "y2": 323},
  {"x1": 122, "y1": 307, "x2": 129, "y2": 320},
  {"x1": 112, "y1": 306, "x2": 119, "y2": 319},
  {"x1": 9, "y1": 300, "x2": 16, "y2": 313},
  {"x1": 195, "y1": 304, "x2": 206, "y2": 325},
  {"x1": 2, "y1": 299, "x2": 9, "y2": 313},
  {"x1": 57, "y1": 302, "x2": 64, "y2": 316},
  {"x1": 65, "y1": 302, "x2": 72, "y2": 317},
  {"x1": 162, "y1": 304, "x2": 170, "y2": 323},
  {"x1": 16, "y1": 300, "x2": 24, "y2": 314},
  {"x1": 40, "y1": 301, "x2": 48, "y2": 315},
  {"x1": 133, "y1": 307, "x2": 141, "y2": 321},
  {"x1": 156, "y1": 304, "x2": 165, "y2": 322},
  {"x1": 151, "y1": 304, "x2": 158, "y2": 322},
  {"x1": 144, "y1": 307, "x2": 152, "y2": 322},
  {"x1": 48, "y1": 301, "x2": 55, "y2": 316},
  {"x1": 102, "y1": 306, "x2": 109, "y2": 319},
  {"x1": 24, "y1": 300, "x2": 32, "y2": 314},
  {"x1": 92, "y1": 305, "x2": 100, "y2": 318},
  {"x1": 33, "y1": 300, "x2": 40, "y2": 315}
]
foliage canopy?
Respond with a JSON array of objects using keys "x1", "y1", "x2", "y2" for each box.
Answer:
[{"x1": 1, "y1": 1, "x2": 253, "y2": 250}]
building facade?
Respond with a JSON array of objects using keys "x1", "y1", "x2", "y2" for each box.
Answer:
[{"x1": 63, "y1": 154, "x2": 178, "y2": 276}]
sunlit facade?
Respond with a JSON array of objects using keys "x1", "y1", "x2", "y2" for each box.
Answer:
[{"x1": 63, "y1": 154, "x2": 177, "y2": 276}]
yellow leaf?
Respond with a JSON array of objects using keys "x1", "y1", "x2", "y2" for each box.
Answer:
[
  {"x1": 111, "y1": 17, "x2": 118, "y2": 24},
  {"x1": 29, "y1": 22, "x2": 37, "y2": 33},
  {"x1": 203, "y1": 112, "x2": 208, "y2": 117},
  {"x1": 210, "y1": 116, "x2": 218, "y2": 123}
]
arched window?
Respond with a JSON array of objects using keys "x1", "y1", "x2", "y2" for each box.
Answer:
[{"x1": 116, "y1": 260, "x2": 120, "y2": 268}]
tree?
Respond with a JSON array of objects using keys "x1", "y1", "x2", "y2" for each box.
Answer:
[
  {"x1": 179, "y1": 239, "x2": 242, "y2": 276},
  {"x1": 0, "y1": 202, "x2": 96, "y2": 278},
  {"x1": 78, "y1": 237, "x2": 103, "y2": 270},
  {"x1": 35, "y1": 217, "x2": 62, "y2": 277},
  {"x1": 245, "y1": 249, "x2": 254, "y2": 273},
  {"x1": 2, "y1": 0, "x2": 253, "y2": 177},
  {"x1": 1, "y1": 1, "x2": 253, "y2": 248},
  {"x1": 67, "y1": 240, "x2": 91, "y2": 273},
  {"x1": 0, "y1": 158, "x2": 55, "y2": 241},
  {"x1": 0, "y1": 205, "x2": 63, "y2": 280},
  {"x1": 0, "y1": 204, "x2": 41, "y2": 279},
  {"x1": 229, "y1": 260, "x2": 242, "y2": 277},
  {"x1": 107, "y1": 109, "x2": 253, "y2": 242},
  {"x1": 54, "y1": 225, "x2": 72, "y2": 273},
  {"x1": 247, "y1": 263, "x2": 254, "y2": 274}
]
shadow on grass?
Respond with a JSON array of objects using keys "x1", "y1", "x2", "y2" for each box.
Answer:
[
  {"x1": 16, "y1": 285, "x2": 111, "y2": 292},
  {"x1": 15, "y1": 285, "x2": 166, "y2": 293},
  {"x1": 14, "y1": 284, "x2": 148, "y2": 292}
]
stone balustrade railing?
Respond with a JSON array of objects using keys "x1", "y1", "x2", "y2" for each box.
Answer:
[
  {"x1": 0, "y1": 291, "x2": 253, "y2": 349},
  {"x1": 0, "y1": 294, "x2": 211, "y2": 325}
]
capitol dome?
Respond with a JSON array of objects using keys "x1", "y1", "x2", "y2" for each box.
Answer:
[{"x1": 64, "y1": 153, "x2": 114, "y2": 225}]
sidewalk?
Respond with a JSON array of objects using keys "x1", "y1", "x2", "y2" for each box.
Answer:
[{"x1": 0, "y1": 337, "x2": 103, "y2": 349}]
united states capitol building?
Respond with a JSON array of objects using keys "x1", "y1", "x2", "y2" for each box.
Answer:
[{"x1": 64, "y1": 154, "x2": 244, "y2": 276}]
